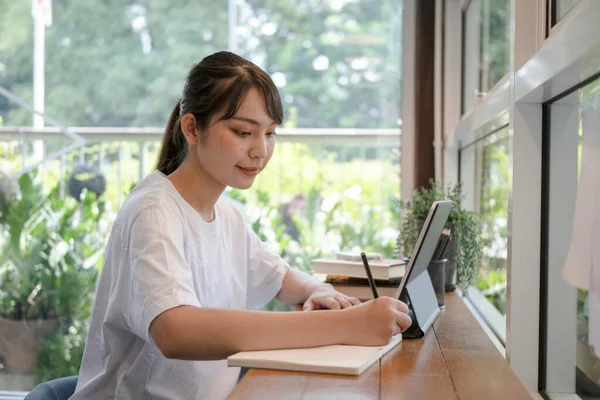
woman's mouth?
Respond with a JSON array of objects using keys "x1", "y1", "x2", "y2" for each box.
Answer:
[{"x1": 236, "y1": 165, "x2": 261, "y2": 177}]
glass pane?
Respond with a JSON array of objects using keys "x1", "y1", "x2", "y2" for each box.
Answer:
[
  {"x1": 462, "y1": 0, "x2": 510, "y2": 114},
  {"x1": 554, "y1": 0, "x2": 583, "y2": 26},
  {"x1": 0, "y1": 0, "x2": 403, "y2": 391},
  {"x1": 548, "y1": 78, "x2": 600, "y2": 398},
  {"x1": 459, "y1": 143, "x2": 477, "y2": 212},
  {"x1": 0, "y1": 2, "x2": 34, "y2": 127},
  {"x1": 477, "y1": 130, "x2": 509, "y2": 316},
  {"x1": 457, "y1": 128, "x2": 510, "y2": 342}
]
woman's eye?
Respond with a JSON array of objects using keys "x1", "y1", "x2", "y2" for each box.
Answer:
[
  {"x1": 232, "y1": 129, "x2": 251, "y2": 137},
  {"x1": 266, "y1": 131, "x2": 277, "y2": 137}
]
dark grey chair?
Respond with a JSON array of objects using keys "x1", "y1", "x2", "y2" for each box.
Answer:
[
  {"x1": 25, "y1": 371, "x2": 246, "y2": 398},
  {"x1": 25, "y1": 376, "x2": 78, "y2": 400}
]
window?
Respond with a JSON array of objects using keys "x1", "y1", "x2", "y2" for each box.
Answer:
[
  {"x1": 458, "y1": 126, "x2": 510, "y2": 342},
  {"x1": 462, "y1": 0, "x2": 510, "y2": 113},
  {"x1": 477, "y1": 130, "x2": 509, "y2": 313},
  {"x1": 0, "y1": 0, "x2": 404, "y2": 391},
  {"x1": 546, "y1": 76, "x2": 600, "y2": 399}
]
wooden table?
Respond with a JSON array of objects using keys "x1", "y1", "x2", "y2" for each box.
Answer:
[{"x1": 228, "y1": 292, "x2": 532, "y2": 400}]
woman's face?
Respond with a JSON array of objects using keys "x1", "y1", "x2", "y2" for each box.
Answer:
[{"x1": 189, "y1": 87, "x2": 278, "y2": 190}]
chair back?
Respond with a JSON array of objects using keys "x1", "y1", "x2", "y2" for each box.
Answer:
[{"x1": 24, "y1": 376, "x2": 78, "y2": 400}]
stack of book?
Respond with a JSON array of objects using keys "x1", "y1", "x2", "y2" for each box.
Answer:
[{"x1": 312, "y1": 252, "x2": 406, "y2": 300}]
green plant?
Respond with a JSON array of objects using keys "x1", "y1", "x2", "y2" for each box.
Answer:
[
  {"x1": 398, "y1": 180, "x2": 483, "y2": 291},
  {"x1": 0, "y1": 172, "x2": 104, "y2": 322},
  {"x1": 1, "y1": 173, "x2": 57, "y2": 320},
  {"x1": 479, "y1": 138, "x2": 510, "y2": 271},
  {"x1": 578, "y1": 289, "x2": 588, "y2": 322},
  {"x1": 0, "y1": 170, "x2": 106, "y2": 383},
  {"x1": 34, "y1": 320, "x2": 88, "y2": 383},
  {"x1": 477, "y1": 269, "x2": 507, "y2": 314}
]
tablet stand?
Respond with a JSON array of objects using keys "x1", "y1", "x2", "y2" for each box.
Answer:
[{"x1": 399, "y1": 270, "x2": 441, "y2": 339}]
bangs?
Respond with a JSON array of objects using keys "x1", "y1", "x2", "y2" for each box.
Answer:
[{"x1": 213, "y1": 70, "x2": 284, "y2": 125}]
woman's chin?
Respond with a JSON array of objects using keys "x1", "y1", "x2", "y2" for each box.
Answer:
[{"x1": 229, "y1": 179, "x2": 255, "y2": 190}]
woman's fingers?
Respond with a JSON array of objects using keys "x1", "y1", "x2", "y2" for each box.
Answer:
[
  {"x1": 345, "y1": 296, "x2": 361, "y2": 306},
  {"x1": 314, "y1": 296, "x2": 342, "y2": 310},
  {"x1": 304, "y1": 294, "x2": 362, "y2": 311},
  {"x1": 335, "y1": 296, "x2": 353, "y2": 309},
  {"x1": 395, "y1": 300, "x2": 409, "y2": 314},
  {"x1": 395, "y1": 309, "x2": 413, "y2": 332}
]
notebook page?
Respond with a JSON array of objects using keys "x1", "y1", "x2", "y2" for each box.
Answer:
[{"x1": 227, "y1": 335, "x2": 402, "y2": 376}]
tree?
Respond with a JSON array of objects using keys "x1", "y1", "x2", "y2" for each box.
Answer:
[{"x1": 0, "y1": 0, "x2": 403, "y2": 129}]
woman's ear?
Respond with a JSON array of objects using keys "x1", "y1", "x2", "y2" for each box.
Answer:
[{"x1": 181, "y1": 113, "x2": 200, "y2": 145}]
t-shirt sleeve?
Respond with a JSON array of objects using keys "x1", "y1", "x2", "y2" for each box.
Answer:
[
  {"x1": 245, "y1": 226, "x2": 290, "y2": 310},
  {"x1": 125, "y1": 206, "x2": 201, "y2": 344}
]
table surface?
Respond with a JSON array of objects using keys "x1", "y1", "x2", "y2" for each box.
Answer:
[{"x1": 228, "y1": 292, "x2": 532, "y2": 400}]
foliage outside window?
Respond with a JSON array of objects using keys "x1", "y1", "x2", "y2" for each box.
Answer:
[
  {"x1": 1, "y1": 0, "x2": 402, "y2": 130},
  {"x1": 477, "y1": 133, "x2": 509, "y2": 315}
]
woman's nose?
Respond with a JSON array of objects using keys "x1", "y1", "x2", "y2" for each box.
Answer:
[{"x1": 249, "y1": 135, "x2": 268, "y2": 159}]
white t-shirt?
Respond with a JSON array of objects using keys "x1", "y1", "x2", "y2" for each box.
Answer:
[{"x1": 70, "y1": 171, "x2": 290, "y2": 400}]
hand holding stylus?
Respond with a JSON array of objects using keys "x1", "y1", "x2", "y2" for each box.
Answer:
[{"x1": 341, "y1": 297, "x2": 412, "y2": 345}]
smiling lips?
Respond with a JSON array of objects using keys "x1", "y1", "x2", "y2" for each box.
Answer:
[{"x1": 236, "y1": 165, "x2": 261, "y2": 177}]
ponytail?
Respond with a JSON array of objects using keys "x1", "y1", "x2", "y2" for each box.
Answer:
[{"x1": 156, "y1": 100, "x2": 188, "y2": 175}]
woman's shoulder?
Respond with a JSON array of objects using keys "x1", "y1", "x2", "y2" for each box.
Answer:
[{"x1": 117, "y1": 172, "x2": 184, "y2": 223}]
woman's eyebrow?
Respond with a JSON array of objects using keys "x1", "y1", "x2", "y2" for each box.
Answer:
[{"x1": 230, "y1": 116, "x2": 277, "y2": 126}]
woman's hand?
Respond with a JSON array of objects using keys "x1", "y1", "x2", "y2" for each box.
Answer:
[
  {"x1": 302, "y1": 285, "x2": 360, "y2": 311},
  {"x1": 342, "y1": 297, "x2": 412, "y2": 346}
]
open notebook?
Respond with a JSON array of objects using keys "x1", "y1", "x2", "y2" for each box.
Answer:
[{"x1": 227, "y1": 335, "x2": 402, "y2": 376}]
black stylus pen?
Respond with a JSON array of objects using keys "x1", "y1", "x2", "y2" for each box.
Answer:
[{"x1": 360, "y1": 252, "x2": 379, "y2": 299}]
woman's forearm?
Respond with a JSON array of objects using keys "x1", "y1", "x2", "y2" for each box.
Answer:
[{"x1": 150, "y1": 305, "x2": 350, "y2": 361}]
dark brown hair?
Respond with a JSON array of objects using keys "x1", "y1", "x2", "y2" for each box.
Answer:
[{"x1": 156, "y1": 51, "x2": 284, "y2": 175}]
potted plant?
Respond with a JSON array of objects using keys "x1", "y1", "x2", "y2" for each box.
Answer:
[
  {"x1": 0, "y1": 171, "x2": 104, "y2": 374},
  {"x1": 0, "y1": 173, "x2": 59, "y2": 373},
  {"x1": 397, "y1": 180, "x2": 483, "y2": 292}
]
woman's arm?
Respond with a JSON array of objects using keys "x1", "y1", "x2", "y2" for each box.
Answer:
[
  {"x1": 150, "y1": 297, "x2": 412, "y2": 361},
  {"x1": 276, "y1": 268, "x2": 360, "y2": 310},
  {"x1": 151, "y1": 306, "x2": 347, "y2": 360}
]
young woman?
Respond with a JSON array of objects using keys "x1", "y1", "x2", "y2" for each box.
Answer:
[{"x1": 71, "y1": 51, "x2": 412, "y2": 400}]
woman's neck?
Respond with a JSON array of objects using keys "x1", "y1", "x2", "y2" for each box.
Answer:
[{"x1": 167, "y1": 158, "x2": 225, "y2": 223}]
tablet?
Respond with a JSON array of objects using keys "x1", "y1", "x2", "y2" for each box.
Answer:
[{"x1": 394, "y1": 200, "x2": 453, "y2": 299}]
